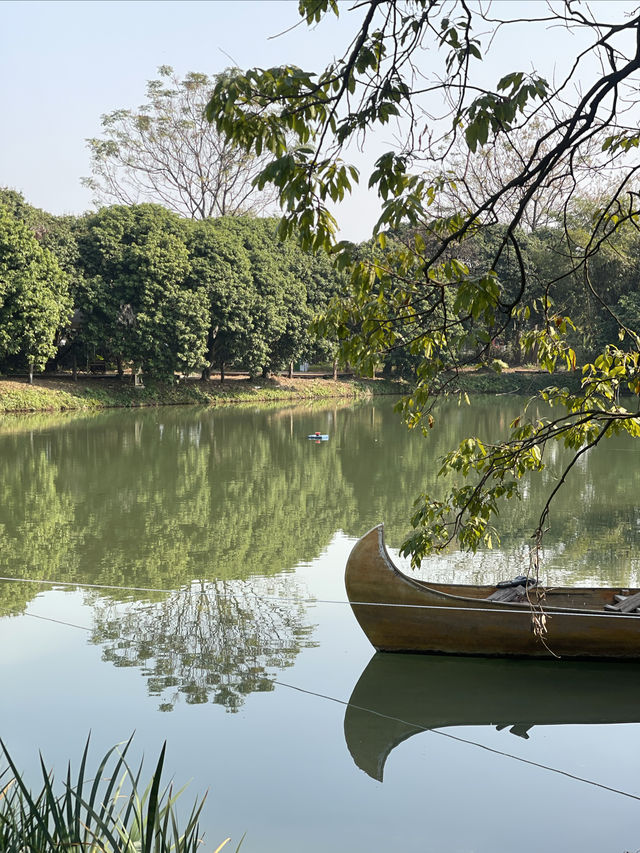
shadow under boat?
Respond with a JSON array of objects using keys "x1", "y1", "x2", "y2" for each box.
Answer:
[{"x1": 344, "y1": 652, "x2": 640, "y2": 781}]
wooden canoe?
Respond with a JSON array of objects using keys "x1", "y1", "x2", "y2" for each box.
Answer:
[
  {"x1": 345, "y1": 524, "x2": 640, "y2": 659},
  {"x1": 344, "y1": 652, "x2": 640, "y2": 780}
]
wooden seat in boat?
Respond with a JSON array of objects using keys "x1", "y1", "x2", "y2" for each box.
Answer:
[{"x1": 604, "y1": 591, "x2": 640, "y2": 614}]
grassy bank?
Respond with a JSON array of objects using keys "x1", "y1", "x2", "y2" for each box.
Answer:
[
  {"x1": 0, "y1": 374, "x2": 403, "y2": 414},
  {"x1": 457, "y1": 368, "x2": 583, "y2": 395},
  {"x1": 0, "y1": 369, "x2": 588, "y2": 415}
]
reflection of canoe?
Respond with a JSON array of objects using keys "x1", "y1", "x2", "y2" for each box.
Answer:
[
  {"x1": 345, "y1": 524, "x2": 640, "y2": 659},
  {"x1": 345, "y1": 652, "x2": 640, "y2": 781}
]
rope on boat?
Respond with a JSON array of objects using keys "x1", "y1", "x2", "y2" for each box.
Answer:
[{"x1": 2, "y1": 574, "x2": 640, "y2": 620}]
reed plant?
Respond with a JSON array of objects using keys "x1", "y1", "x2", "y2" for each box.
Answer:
[{"x1": 0, "y1": 737, "x2": 237, "y2": 853}]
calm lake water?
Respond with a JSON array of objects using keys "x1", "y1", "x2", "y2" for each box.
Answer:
[{"x1": 1, "y1": 397, "x2": 639, "y2": 852}]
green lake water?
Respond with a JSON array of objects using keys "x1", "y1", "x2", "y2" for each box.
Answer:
[{"x1": 1, "y1": 397, "x2": 639, "y2": 851}]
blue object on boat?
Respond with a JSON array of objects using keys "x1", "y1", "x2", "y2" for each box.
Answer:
[{"x1": 307, "y1": 432, "x2": 329, "y2": 441}]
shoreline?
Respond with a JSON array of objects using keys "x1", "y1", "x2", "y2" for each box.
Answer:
[
  {"x1": 0, "y1": 374, "x2": 403, "y2": 415},
  {"x1": 0, "y1": 369, "x2": 582, "y2": 415}
]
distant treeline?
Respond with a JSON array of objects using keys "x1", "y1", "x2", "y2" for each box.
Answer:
[
  {"x1": 352, "y1": 208, "x2": 640, "y2": 381},
  {"x1": 0, "y1": 189, "x2": 346, "y2": 381},
  {"x1": 1, "y1": 188, "x2": 639, "y2": 383}
]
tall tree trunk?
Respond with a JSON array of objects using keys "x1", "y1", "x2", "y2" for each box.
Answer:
[
  {"x1": 220, "y1": 361, "x2": 225, "y2": 384},
  {"x1": 333, "y1": 358, "x2": 338, "y2": 380},
  {"x1": 72, "y1": 351, "x2": 78, "y2": 382},
  {"x1": 288, "y1": 361, "x2": 294, "y2": 378},
  {"x1": 28, "y1": 362, "x2": 34, "y2": 385},
  {"x1": 116, "y1": 356, "x2": 124, "y2": 378}
]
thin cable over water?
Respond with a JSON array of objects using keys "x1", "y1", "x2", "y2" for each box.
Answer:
[
  {"x1": 24, "y1": 612, "x2": 91, "y2": 631},
  {"x1": 274, "y1": 679, "x2": 640, "y2": 803},
  {"x1": 3, "y1": 574, "x2": 640, "y2": 620},
  {"x1": 16, "y1": 607, "x2": 640, "y2": 805}
]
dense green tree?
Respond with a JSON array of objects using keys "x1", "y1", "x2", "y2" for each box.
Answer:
[
  {"x1": 261, "y1": 234, "x2": 314, "y2": 375},
  {"x1": 216, "y1": 217, "x2": 302, "y2": 376},
  {"x1": 77, "y1": 204, "x2": 208, "y2": 378},
  {"x1": 183, "y1": 218, "x2": 255, "y2": 381},
  {"x1": 213, "y1": 217, "x2": 348, "y2": 376},
  {"x1": 559, "y1": 203, "x2": 640, "y2": 361},
  {"x1": 279, "y1": 237, "x2": 347, "y2": 373},
  {"x1": 206, "y1": 0, "x2": 640, "y2": 570},
  {"x1": 0, "y1": 206, "x2": 72, "y2": 381},
  {"x1": 0, "y1": 189, "x2": 83, "y2": 371},
  {"x1": 617, "y1": 292, "x2": 640, "y2": 338},
  {"x1": 2, "y1": 183, "x2": 636, "y2": 386},
  {"x1": 0, "y1": 182, "x2": 350, "y2": 380},
  {"x1": 0, "y1": 189, "x2": 45, "y2": 229},
  {"x1": 0, "y1": 189, "x2": 81, "y2": 279}
]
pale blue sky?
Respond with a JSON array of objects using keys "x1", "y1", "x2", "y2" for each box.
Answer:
[
  {"x1": 0, "y1": 1, "x2": 634, "y2": 241},
  {"x1": 1, "y1": 2, "x2": 357, "y2": 216}
]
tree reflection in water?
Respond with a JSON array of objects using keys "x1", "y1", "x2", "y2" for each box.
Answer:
[{"x1": 90, "y1": 576, "x2": 317, "y2": 712}]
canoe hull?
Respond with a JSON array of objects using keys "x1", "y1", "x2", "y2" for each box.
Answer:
[{"x1": 345, "y1": 525, "x2": 640, "y2": 660}]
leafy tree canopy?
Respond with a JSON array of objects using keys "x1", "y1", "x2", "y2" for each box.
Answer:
[
  {"x1": 0, "y1": 203, "x2": 72, "y2": 378},
  {"x1": 205, "y1": 0, "x2": 640, "y2": 569},
  {"x1": 0, "y1": 188, "x2": 81, "y2": 279},
  {"x1": 183, "y1": 217, "x2": 255, "y2": 379},
  {"x1": 77, "y1": 204, "x2": 208, "y2": 378},
  {"x1": 70, "y1": 206, "x2": 346, "y2": 380}
]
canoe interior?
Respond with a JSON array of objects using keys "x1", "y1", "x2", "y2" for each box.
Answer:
[{"x1": 406, "y1": 576, "x2": 636, "y2": 611}]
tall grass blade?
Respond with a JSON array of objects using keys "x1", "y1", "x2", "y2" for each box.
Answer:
[
  {"x1": 0, "y1": 737, "x2": 235, "y2": 853},
  {"x1": 0, "y1": 739, "x2": 56, "y2": 848},
  {"x1": 141, "y1": 741, "x2": 166, "y2": 853},
  {"x1": 72, "y1": 733, "x2": 91, "y2": 840}
]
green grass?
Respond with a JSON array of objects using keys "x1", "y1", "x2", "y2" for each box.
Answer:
[
  {"x1": 0, "y1": 375, "x2": 404, "y2": 415},
  {"x1": 0, "y1": 737, "x2": 239, "y2": 853},
  {"x1": 0, "y1": 368, "x2": 596, "y2": 416},
  {"x1": 456, "y1": 369, "x2": 583, "y2": 395}
]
